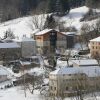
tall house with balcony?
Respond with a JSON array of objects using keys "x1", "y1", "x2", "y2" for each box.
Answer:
[
  {"x1": 89, "y1": 37, "x2": 100, "y2": 58},
  {"x1": 34, "y1": 29, "x2": 75, "y2": 54}
]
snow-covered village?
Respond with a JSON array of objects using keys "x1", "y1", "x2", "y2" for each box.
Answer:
[{"x1": 0, "y1": 0, "x2": 100, "y2": 100}]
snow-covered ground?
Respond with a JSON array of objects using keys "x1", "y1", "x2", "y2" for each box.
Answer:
[
  {"x1": 1, "y1": 59, "x2": 100, "y2": 100},
  {"x1": 0, "y1": 66, "x2": 48, "y2": 100},
  {"x1": 1, "y1": 86, "x2": 100, "y2": 100},
  {"x1": 0, "y1": 87, "x2": 45, "y2": 100}
]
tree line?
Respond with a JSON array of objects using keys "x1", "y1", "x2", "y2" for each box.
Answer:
[
  {"x1": 0, "y1": 0, "x2": 100, "y2": 22},
  {"x1": 0, "y1": 0, "x2": 86, "y2": 22}
]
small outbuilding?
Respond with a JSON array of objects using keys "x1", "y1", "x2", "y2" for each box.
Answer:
[{"x1": 14, "y1": 37, "x2": 36, "y2": 58}]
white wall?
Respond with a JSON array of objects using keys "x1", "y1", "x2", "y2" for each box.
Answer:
[{"x1": 17, "y1": 41, "x2": 36, "y2": 57}]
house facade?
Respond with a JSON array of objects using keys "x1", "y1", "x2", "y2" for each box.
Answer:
[
  {"x1": 89, "y1": 37, "x2": 100, "y2": 58},
  {"x1": 35, "y1": 29, "x2": 75, "y2": 55},
  {"x1": 49, "y1": 67, "x2": 100, "y2": 97}
]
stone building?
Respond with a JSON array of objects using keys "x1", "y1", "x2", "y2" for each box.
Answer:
[
  {"x1": 89, "y1": 36, "x2": 100, "y2": 58},
  {"x1": 49, "y1": 67, "x2": 100, "y2": 97}
]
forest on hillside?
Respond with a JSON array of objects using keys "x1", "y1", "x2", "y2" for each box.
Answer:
[{"x1": 0, "y1": 0, "x2": 99, "y2": 22}]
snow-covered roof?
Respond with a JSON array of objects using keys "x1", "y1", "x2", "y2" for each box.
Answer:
[
  {"x1": 13, "y1": 37, "x2": 35, "y2": 42},
  {"x1": 35, "y1": 29, "x2": 53, "y2": 36},
  {"x1": 0, "y1": 66, "x2": 11, "y2": 75},
  {"x1": 50, "y1": 66, "x2": 100, "y2": 77},
  {"x1": 35, "y1": 29, "x2": 76, "y2": 36},
  {"x1": 0, "y1": 42, "x2": 20, "y2": 48},
  {"x1": 90, "y1": 36, "x2": 100, "y2": 42},
  {"x1": 19, "y1": 61, "x2": 31, "y2": 66},
  {"x1": 29, "y1": 68, "x2": 45, "y2": 76},
  {"x1": 61, "y1": 32, "x2": 76, "y2": 36},
  {"x1": 2, "y1": 37, "x2": 14, "y2": 43},
  {"x1": 72, "y1": 59, "x2": 98, "y2": 66},
  {"x1": 32, "y1": 29, "x2": 40, "y2": 34}
]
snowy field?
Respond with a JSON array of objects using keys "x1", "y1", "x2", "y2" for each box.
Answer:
[
  {"x1": 0, "y1": 87, "x2": 45, "y2": 100},
  {"x1": 0, "y1": 86, "x2": 100, "y2": 100}
]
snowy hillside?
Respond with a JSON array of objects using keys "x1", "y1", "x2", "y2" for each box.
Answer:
[
  {"x1": 0, "y1": 17, "x2": 32, "y2": 39},
  {"x1": 0, "y1": 6, "x2": 98, "y2": 39},
  {"x1": 60, "y1": 6, "x2": 89, "y2": 30},
  {"x1": 0, "y1": 14, "x2": 47, "y2": 39}
]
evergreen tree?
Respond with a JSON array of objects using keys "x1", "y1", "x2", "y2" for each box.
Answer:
[
  {"x1": 55, "y1": 0, "x2": 63, "y2": 14},
  {"x1": 62, "y1": 0, "x2": 70, "y2": 14},
  {"x1": 86, "y1": 0, "x2": 100, "y2": 8},
  {"x1": 48, "y1": 0, "x2": 56, "y2": 13},
  {"x1": 48, "y1": 0, "x2": 70, "y2": 15},
  {"x1": 44, "y1": 15, "x2": 57, "y2": 29},
  {"x1": 69, "y1": 0, "x2": 85, "y2": 8}
]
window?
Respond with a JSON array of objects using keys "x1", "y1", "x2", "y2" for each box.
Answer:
[
  {"x1": 66, "y1": 87, "x2": 68, "y2": 90},
  {"x1": 63, "y1": 74, "x2": 65, "y2": 76},
  {"x1": 92, "y1": 46, "x2": 94, "y2": 49},
  {"x1": 96, "y1": 47, "x2": 98, "y2": 49},
  {"x1": 54, "y1": 87, "x2": 56, "y2": 90},
  {"x1": 37, "y1": 37, "x2": 41, "y2": 39},
  {"x1": 96, "y1": 52, "x2": 98, "y2": 55},
  {"x1": 68, "y1": 74, "x2": 71, "y2": 76},
  {"x1": 51, "y1": 86, "x2": 53, "y2": 90}
]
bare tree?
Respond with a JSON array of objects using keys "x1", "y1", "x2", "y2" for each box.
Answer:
[
  {"x1": 80, "y1": 23, "x2": 91, "y2": 48},
  {"x1": 63, "y1": 49, "x2": 71, "y2": 66},
  {"x1": 91, "y1": 19, "x2": 100, "y2": 36},
  {"x1": 28, "y1": 13, "x2": 47, "y2": 31},
  {"x1": 17, "y1": 61, "x2": 44, "y2": 97},
  {"x1": 28, "y1": 2, "x2": 48, "y2": 31},
  {"x1": 59, "y1": 17, "x2": 76, "y2": 32}
]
